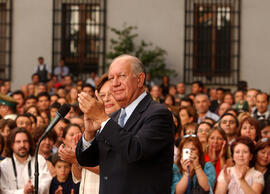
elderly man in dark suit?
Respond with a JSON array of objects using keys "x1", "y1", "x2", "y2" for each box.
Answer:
[{"x1": 76, "y1": 55, "x2": 174, "y2": 194}]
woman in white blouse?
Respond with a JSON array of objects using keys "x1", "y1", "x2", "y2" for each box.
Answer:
[{"x1": 215, "y1": 136, "x2": 264, "y2": 194}]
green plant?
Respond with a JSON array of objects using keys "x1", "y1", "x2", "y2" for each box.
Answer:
[{"x1": 107, "y1": 24, "x2": 177, "y2": 81}]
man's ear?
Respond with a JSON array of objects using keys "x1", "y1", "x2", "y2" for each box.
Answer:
[{"x1": 137, "y1": 72, "x2": 145, "y2": 88}]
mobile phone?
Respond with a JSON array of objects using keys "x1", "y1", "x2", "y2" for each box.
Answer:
[{"x1": 182, "y1": 148, "x2": 190, "y2": 160}]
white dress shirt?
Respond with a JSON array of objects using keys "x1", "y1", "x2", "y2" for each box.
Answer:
[
  {"x1": 0, "y1": 154, "x2": 52, "y2": 194},
  {"x1": 34, "y1": 64, "x2": 51, "y2": 73},
  {"x1": 197, "y1": 110, "x2": 220, "y2": 124}
]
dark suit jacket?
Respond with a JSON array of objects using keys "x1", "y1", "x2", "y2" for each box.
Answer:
[{"x1": 76, "y1": 93, "x2": 174, "y2": 194}]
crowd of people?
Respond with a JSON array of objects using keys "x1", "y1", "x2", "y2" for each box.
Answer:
[{"x1": 0, "y1": 55, "x2": 268, "y2": 194}]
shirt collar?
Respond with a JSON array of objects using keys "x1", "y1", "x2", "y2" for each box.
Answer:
[
  {"x1": 257, "y1": 110, "x2": 270, "y2": 119},
  {"x1": 122, "y1": 91, "x2": 147, "y2": 122},
  {"x1": 13, "y1": 153, "x2": 31, "y2": 164}
]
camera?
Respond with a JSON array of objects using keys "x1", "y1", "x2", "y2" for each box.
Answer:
[{"x1": 182, "y1": 148, "x2": 190, "y2": 160}]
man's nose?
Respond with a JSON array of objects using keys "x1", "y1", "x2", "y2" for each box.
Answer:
[{"x1": 112, "y1": 77, "x2": 120, "y2": 86}]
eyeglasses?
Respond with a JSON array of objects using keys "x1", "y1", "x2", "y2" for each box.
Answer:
[
  {"x1": 220, "y1": 120, "x2": 236, "y2": 125},
  {"x1": 197, "y1": 129, "x2": 209, "y2": 133},
  {"x1": 183, "y1": 134, "x2": 196, "y2": 138}
]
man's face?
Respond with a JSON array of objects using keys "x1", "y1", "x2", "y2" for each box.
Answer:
[
  {"x1": 38, "y1": 85, "x2": 46, "y2": 93},
  {"x1": 64, "y1": 76, "x2": 72, "y2": 86},
  {"x1": 150, "y1": 86, "x2": 160, "y2": 99},
  {"x1": 176, "y1": 83, "x2": 185, "y2": 94},
  {"x1": 195, "y1": 95, "x2": 210, "y2": 114},
  {"x1": 59, "y1": 60, "x2": 64, "y2": 67},
  {"x1": 4, "y1": 81, "x2": 10, "y2": 91},
  {"x1": 108, "y1": 58, "x2": 144, "y2": 107},
  {"x1": 37, "y1": 96, "x2": 50, "y2": 111},
  {"x1": 25, "y1": 98, "x2": 37, "y2": 109},
  {"x1": 0, "y1": 105, "x2": 8, "y2": 117},
  {"x1": 16, "y1": 116, "x2": 32, "y2": 132},
  {"x1": 40, "y1": 137, "x2": 54, "y2": 155},
  {"x1": 32, "y1": 75, "x2": 39, "y2": 84},
  {"x1": 234, "y1": 91, "x2": 244, "y2": 103},
  {"x1": 256, "y1": 94, "x2": 268, "y2": 114},
  {"x1": 191, "y1": 83, "x2": 201, "y2": 95},
  {"x1": 12, "y1": 132, "x2": 30, "y2": 158},
  {"x1": 50, "y1": 108, "x2": 58, "y2": 119},
  {"x1": 209, "y1": 89, "x2": 217, "y2": 100},
  {"x1": 57, "y1": 88, "x2": 66, "y2": 98},
  {"x1": 218, "y1": 103, "x2": 231, "y2": 116},
  {"x1": 38, "y1": 58, "x2": 44, "y2": 65},
  {"x1": 27, "y1": 84, "x2": 35, "y2": 95},
  {"x1": 70, "y1": 117, "x2": 85, "y2": 132},
  {"x1": 246, "y1": 90, "x2": 258, "y2": 108},
  {"x1": 82, "y1": 87, "x2": 94, "y2": 97},
  {"x1": 217, "y1": 90, "x2": 224, "y2": 102},
  {"x1": 220, "y1": 115, "x2": 237, "y2": 136},
  {"x1": 13, "y1": 94, "x2": 24, "y2": 108}
]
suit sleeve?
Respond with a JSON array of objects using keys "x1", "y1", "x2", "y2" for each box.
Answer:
[
  {"x1": 76, "y1": 137, "x2": 99, "y2": 167},
  {"x1": 99, "y1": 106, "x2": 174, "y2": 163}
]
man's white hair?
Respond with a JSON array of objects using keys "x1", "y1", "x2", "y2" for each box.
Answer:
[{"x1": 111, "y1": 54, "x2": 145, "y2": 76}]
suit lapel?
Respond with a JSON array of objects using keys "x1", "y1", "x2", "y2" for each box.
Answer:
[{"x1": 123, "y1": 93, "x2": 152, "y2": 131}]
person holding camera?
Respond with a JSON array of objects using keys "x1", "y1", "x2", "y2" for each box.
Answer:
[{"x1": 171, "y1": 136, "x2": 216, "y2": 194}]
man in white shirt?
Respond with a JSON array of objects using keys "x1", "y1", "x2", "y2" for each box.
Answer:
[
  {"x1": 53, "y1": 59, "x2": 69, "y2": 81},
  {"x1": 195, "y1": 93, "x2": 219, "y2": 123},
  {"x1": 34, "y1": 56, "x2": 51, "y2": 83},
  {"x1": 0, "y1": 128, "x2": 51, "y2": 194},
  {"x1": 252, "y1": 92, "x2": 270, "y2": 121}
]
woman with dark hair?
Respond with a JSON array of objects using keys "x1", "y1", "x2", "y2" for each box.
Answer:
[
  {"x1": 0, "y1": 119, "x2": 16, "y2": 141},
  {"x1": 59, "y1": 73, "x2": 120, "y2": 194},
  {"x1": 62, "y1": 124, "x2": 82, "y2": 149},
  {"x1": 0, "y1": 119, "x2": 16, "y2": 157},
  {"x1": 215, "y1": 136, "x2": 264, "y2": 194},
  {"x1": 164, "y1": 94, "x2": 175, "y2": 106},
  {"x1": 171, "y1": 136, "x2": 216, "y2": 194},
  {"x1": 66, "y1": 87, "x2": 78, "y2": 105},
  {"x1": 253, "y1": 138, "x2": 270, "y2": 194},
  {"x1": 196, "y1": 121, "x2": 212, "y2": 153},
  {"x1": 238, "y1": 116, "x2": 261, "y2": 143},
  {"x1": 178, "y1": 106, "x2": 198, "y2": 137},
  {"x1": 25, "y1": 105, "x2": 40, "y2": 117},
  {"x1": 204, "y1": 127, "x2": 228, "y2": 177}
]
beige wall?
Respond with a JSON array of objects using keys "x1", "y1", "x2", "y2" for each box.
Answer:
[
  {"x1": 107, "y1": 0, "x2": 270, "y2": 92},
  {"x1": 107, "y1": 0, "x2": 185, "y2": 84},
  {"x1": 10, "y1": 0, "x2": 270, "y2": 92},
  {"x1": 241, "y1": 0, "x2": 270, "y2": 92},
  {"x1": 11, "y1": 0, "x2": 52, "y2": 90}
]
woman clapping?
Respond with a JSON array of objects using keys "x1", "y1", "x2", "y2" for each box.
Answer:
[{"x1": 215, "y1": 136, "x2": 264, "y2": 194}]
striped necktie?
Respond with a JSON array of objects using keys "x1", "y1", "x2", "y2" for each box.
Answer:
[{"x1": 118, "y1": 109, "x2": 126, "y2": 127}]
